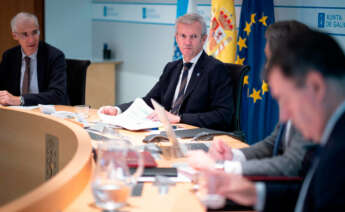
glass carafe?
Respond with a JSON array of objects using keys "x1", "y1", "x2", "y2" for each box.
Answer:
[{"x1": 92, "y1": 138, "x2": 143, "y2": 210}]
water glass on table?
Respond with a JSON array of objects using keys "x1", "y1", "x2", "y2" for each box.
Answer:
[
  {"x1": 198, "y1": 171, "x2": 226, "y2": 209},
  {"x1": 91, "y1": 139, "x2": 143, "y2": 211},
  {"x1": 74, "y1": 105, "x2": 90, "y2": 121}
]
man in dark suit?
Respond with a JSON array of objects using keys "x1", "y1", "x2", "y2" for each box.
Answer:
[
  {"x1": 100, "y1": 13, "x2": 233, "y2": 131},
  {"x1": 202, "y1": 29, "x2": 345, "y2": 211},
  {"x1": 0, "y1": 12, "x2": 68, "y2": 106}
]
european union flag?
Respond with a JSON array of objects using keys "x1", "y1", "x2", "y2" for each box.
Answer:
[{"x1": 236, "y1": 0, "x2": 279, "y2": 144}]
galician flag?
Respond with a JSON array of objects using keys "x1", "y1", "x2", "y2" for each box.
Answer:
[
  {"x1": 173, "y1": 0, "x2": 197, "y2": 60},
  {"x1": 206, "y1": 0, "x2": 237, "y2": 63}
]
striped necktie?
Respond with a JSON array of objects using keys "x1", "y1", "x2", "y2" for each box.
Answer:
[
  {"x1": 171, "y1": 62, "x2": 193, "y2": 115},
  {"x1": 22, "y1": 56, "x2": 31, "y2": 95}
]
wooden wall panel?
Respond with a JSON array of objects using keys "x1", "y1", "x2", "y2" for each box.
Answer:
[{"x1": 0, "y1": 0, "x2": 44, "y2": 57}]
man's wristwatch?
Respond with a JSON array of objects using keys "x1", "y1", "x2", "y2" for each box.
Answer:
[{"x1": 19, "y1": 96, "x2": 25, "y2": 106}]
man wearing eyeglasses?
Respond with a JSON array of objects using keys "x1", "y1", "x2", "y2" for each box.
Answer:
[
  {"x1": 100, "y1": 13, "x2": 233, "y2": 131},
  {"x1": 0, "y1": 12, "x2": 68, "y2": 106}
]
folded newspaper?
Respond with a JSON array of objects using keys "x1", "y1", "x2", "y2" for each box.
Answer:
[{"x1": 98, "y1": 98, "x2": 162, "y2": 130}]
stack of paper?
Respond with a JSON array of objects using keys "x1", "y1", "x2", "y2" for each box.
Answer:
[{"x1": 98, "y1": 98, "x2": 162, "y2": 130}]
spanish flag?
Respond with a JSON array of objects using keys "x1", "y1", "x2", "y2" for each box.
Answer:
[{"x1": 206, "y1": 0, "x2": 236, "y2": 63}]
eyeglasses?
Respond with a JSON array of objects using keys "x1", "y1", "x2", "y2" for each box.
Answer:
[{"x1": 15, "y1": 29, "x2": 40, "y2": 40}]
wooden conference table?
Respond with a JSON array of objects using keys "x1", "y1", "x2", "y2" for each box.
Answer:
[{"x1": 0, "y1": 105, "x2": 248, "y2": 212}]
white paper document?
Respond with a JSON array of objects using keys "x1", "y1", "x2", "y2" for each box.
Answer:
[
  {"x1": 8, "y1": 105, "x2": 40, "y2": 110},
  {"x1": 98, "y1": 98, "x2": 162, "y2": 130}
]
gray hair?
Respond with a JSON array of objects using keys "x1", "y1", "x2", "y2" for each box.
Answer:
[
  {"x1": 11, "y1": 12, "x2": 39, "y2": 32},
  {"x1": 175, "y1": 13, "x2": 207, "y2": 36}
]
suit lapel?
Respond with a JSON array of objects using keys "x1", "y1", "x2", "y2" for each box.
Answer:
[
  {"x1": 164, "y1": 61, "x2": 183, "y2": 109},
  {"x1": 14, "y1": 48, "x2": 23, "y2": 94},
  {"x1": 36, "y1": 42, "x2": 44, "y2": 91}
]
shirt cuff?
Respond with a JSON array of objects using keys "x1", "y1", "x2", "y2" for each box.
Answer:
[
  {"x1": 231, "y1": 149, "x2": 247, "y2": 162},
  {"x1": 223, "y1": 161, "x2": 243, "y2": 174},
  {"x1": 114, "y1": 106, "x2": 122, "y2": 114},
  {"x1": 254, "y1": 182, "x2": 266, "y2": 212}
]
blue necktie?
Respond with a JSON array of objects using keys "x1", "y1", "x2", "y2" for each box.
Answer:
[{"x1": 273, "y1": 123, "x2": 286, "y2": 156}]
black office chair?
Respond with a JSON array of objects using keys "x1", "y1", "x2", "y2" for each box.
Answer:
[
  {"x1": 225, "y1": 63, "x2": 250, "y2": 142},
  {"x1": 66, "y1": 59, "x2": 91, "y2": 106}
]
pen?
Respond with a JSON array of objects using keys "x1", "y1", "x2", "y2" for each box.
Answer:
[
  {"x1": 148, "y1": 125, "x2": 179, "y2": 131},
  {"x1": 148, "y1": 127, "x2": 159, "y2": 130}
]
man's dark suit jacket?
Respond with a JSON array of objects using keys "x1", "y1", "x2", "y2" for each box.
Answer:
[
  {"x1": 0, "y1": 41, "x2": 68, "y2": 105},
  {"x1": 263, "y1": 112, "x2": 345, "y2": 212},
  {"x1": 118, "y1": 51, "x2": 234, "y2": 131}
]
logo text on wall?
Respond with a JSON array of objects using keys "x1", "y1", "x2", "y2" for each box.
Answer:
[
  {"x1": 318, "y1": 12, "x2": 345, "y2": 29},
  {"x1": 142, "y1": 7, "x2": 161, "y2": 19}
]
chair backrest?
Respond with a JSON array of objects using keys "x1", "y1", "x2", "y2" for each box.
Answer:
[
  {"x1": 225, "y1": 63, "x2": 250, "y2": 139},
  {"x1": 66, "y1": 59, "x2": 91, "y2": 106}
]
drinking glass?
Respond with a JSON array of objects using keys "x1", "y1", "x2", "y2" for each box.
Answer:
[
  {"x1": 91, "y1": 139, "x2": 143, "y2": 210},
  {"x1": 74, "y1": 105, "x2": 90, "y2": 120},
  {"x1": 198, "y1": 172, "x2": 226, "y2": 209},
  {"x1": 102, "y1": 126, "x2": 118, "y2": 140}
]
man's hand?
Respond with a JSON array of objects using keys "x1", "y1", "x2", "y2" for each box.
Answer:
[
  {"x1": 147, "y1": 110, "x2": 181, "y2": 123},
  {"x1": 208, "y1": 138, "x2": 234, "y2": 161},
  {"x1": 99, "y1": 106, "x2": 118, "y2": 116},
  {"x1": 187, "y1": 150, "x2": 216, "y2": 171},
  {"x1": 0, "y1": 91, "x2": 20, "y2": 106},
  {"x1": 205, "y1": 170, "x2": 257, "y2": 206}
]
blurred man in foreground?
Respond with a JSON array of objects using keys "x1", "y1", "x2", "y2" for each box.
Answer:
[{"x1": 203, "y1": 29, "x2": 345, "y2": 211}]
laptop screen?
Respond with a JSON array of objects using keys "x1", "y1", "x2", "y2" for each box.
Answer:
[{"x1": 150, "y1": 98, "x2": 186, "y2": 157}]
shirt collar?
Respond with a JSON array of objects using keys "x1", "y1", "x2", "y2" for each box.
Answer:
[
  {"x1": 320, "y1": 100, "x2": 345, "y2": 145},
  {"x1": 183, "y1": 50, "x2": 203, "y2": 65},
  {"x1": 21, "y1": 48, "x2": 38, "y2": 60}
]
